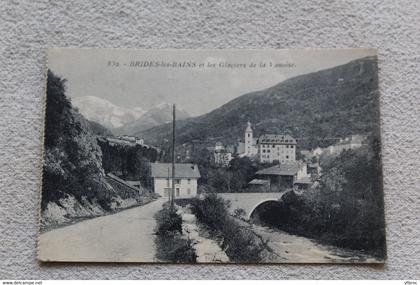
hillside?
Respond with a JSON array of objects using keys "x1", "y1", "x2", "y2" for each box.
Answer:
[
  {"x1": 87, "y1": 119, "x2": 114, "y2": 137},
  {"x1": 41, "y1": 71, "x2": 148, "y2": 229},
  {"x1": 139, "y1": 56, "x2": 380, "y2": 150}
]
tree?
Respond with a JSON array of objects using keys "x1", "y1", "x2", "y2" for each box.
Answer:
[
  {"x1": 42, "y1": 70, "x2": 113, "y2": 210},
  {"x1": 263, "y1": 143, "x2": 385, "y2": 257}
]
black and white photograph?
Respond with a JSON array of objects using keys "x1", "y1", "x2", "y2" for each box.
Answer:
[{"x1": 38, "y1": 48, "x2": 386, "y2": 263}]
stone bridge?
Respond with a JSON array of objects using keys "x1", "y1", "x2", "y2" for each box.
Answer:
[{"x1": 218, "y1": 191, "x2": 290, "y2": 220}]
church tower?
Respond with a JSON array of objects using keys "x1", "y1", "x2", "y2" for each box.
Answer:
[{"x1": 245, "y1": 121, "x2": 253, "y2": 155}]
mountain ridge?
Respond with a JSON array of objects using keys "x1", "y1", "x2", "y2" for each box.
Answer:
[
  {"x1": 114, "y1": 103, "x2": 190, "y2": 135},
  {"x1": 72, "y1": 95, "x2": 190, "y2": 135},
  {"x1": 138, "y1": 56, "x2": 380, "y2": 150},
  {"x1": 72, "y1": 96, "x2": 145, "y2": 129}
]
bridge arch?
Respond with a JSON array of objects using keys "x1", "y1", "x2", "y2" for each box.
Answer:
[
  {"x1": 217, "y1": 191, "x2": 290, "y2": 221},
  {"x1": 247, "y1": 199, "x2": 282, "y2": 221}
]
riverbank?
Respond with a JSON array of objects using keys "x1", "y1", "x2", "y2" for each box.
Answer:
[
  {"x1": 248, "y1": 223, "x2": 382, "y2": 263},
  {"x1": 178, "y1": 206, "x2": 229, "y2": 263}
]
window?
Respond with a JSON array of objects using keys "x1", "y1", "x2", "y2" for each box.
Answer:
[
  {"x1": 267, "y1": 149, "x2": 270, "y2": 153},
  {"x1": 176, "y1": 188, "x2": 180, "y2": 197},
  {"x1": 166, "y1": 178, "x2": 170, "y2": 187},
  {"x1": 286, "y1": 145, "x2": 289, "y2": 148},
  {"x1": 286, "y1": 155, "x2": 289, "y2": 159},
  {"x1": 187, "y1": 188, "x2": 191, "y2": 195},
  {"x1": 247, "y1": 133, "x2": 250, "y2": 137},
  {"x1": 272, "y1": 145, "x2": 275, "y2": 148},
  {"x1": 187, "y1": 178, "x2": 191, "y2": 184},
  {"x1": 290, "y1": 145, "x2": 294, "y2": 149},
  {"x1": 175, "y1": 179, "x2": 181, "y2": 184},
  {"x1": 262, "y1": 149, "x2": 266, "y2": 153}
]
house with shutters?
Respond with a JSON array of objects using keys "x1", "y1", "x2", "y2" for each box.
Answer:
[
  {"x1": 150, "y1": 163, "x2": 201, "y2": 198},
  {"x1": 238, "y1": 121, "x2": 297, "y2": 163}
]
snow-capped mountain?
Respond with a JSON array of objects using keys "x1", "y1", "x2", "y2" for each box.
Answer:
[
  {"x1": 72, "y1": 96, "x2": 145, "y2": 129},
  {"x1": 115, "y1": 102, "x2": 190, "y2": 135}
]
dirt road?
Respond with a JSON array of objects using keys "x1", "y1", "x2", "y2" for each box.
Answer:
[{"x1": 38, "y1": 199, "x2": 164, "y2": 262}]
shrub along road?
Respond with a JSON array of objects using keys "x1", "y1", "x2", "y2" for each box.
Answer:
[{"x1": 38, "y1": 199, "x2": 165, "y2": 262}]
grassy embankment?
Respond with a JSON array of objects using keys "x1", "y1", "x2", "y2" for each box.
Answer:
[
  {"x1": 154, "y1": 203, "x2": 197, "y2": 263},
  {"x1": 188, "y1": 194, "x2": 268, "y2": 263}
]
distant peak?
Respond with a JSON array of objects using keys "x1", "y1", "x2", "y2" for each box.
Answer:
[
  {"x1": 71, "y1": 96, "x2": 144, "y2": 129},
  {"x1": 154, "y1": 102, "x2": 171, "y2": 109}
]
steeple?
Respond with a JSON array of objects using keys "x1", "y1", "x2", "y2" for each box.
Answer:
[
  {"x1": 245, "y1": 121, "x2": 253, "y2": 155},
  {"x1": 245, "y1": 121, "x2": 252, "y2": 132}
]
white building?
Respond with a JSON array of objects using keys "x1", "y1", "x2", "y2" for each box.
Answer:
[
  {"x1": 119, "y1": 135, "x2": 145, "y2": 145},
  {"x1": 213, "y1": 142, "x2": 233, "y2": 167},
  {"x1": 326, "y1": 135, "x2": 367, "y2": 155},
  {"x1": 312, "y1": 147, "x2": 324, "y2": 157},
  {"x1": 136, "y1": 138, "x2": 145, "y2": 145},
  {"x1": 258, "y1": 134, "x2": 297, "y2": 163},
  {"x1": 240, "y1": 122, "x2": 297, "y2": 163},
  {"x1": 151, "y1": 163, "x2": 201, "y2": 198}
]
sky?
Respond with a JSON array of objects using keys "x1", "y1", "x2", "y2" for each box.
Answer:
[{"x1": 47, "y1": 49, "x2": 376, "y2": 116}]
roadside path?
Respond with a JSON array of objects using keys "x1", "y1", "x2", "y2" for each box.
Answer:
[{"x1": 38, "y1": 199, "x2": 164, "y2": 262}]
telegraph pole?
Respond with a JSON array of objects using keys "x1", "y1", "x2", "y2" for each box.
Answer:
[
  {"x1": 171, "y1": 104, "x2": 176, "y2": 209},
  {"x1": 167, "y1": 167, "x2": 171, "y2": 205}
]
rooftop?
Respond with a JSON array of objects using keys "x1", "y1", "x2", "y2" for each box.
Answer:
[
  {"x1": 151, "y1": 163, "x2": 201, "y2": 178},
  {"x1": 106, "y1": 173, "x2": 142, "y2": 191},
  {"x1": 245, "y1": 121, "x2": 253, "y2": 132},
  {"x1": 248, "y1": 179, "x2": 270, "y2": 185},
  {"x1": 258, "y1": 134, "x2": 297, "y2": 145}
]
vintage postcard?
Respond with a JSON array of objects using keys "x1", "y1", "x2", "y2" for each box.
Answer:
[{"x1": 38, "y1": 48, "x2": 386, "y2": 263}]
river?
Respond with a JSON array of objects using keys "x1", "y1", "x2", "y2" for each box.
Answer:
[{"x1": 249, "y1": 223, "x2": 382, "y2": 263}]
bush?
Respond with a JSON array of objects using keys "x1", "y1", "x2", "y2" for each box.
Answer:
[
  {"x1": 155, "y1": 233, "x2": 197, "y2": 263},
  {"x1": 174, "y1": 198, "x2": 194, "y2": 208},
  {"x1": 154, "y1": 205, "x2": 197, "y2": 263},
  {"x1": 154, "y1": 205, "x2": 182, "y2": 235},
  {"x1": 218, "y1": 218, "x2": 265, "y2": 262},
  {"x1": 191, "y1": 194, "x2": 230, "y2": 229},
  {"x1": 191, "y1": 193, "x2": 265, "y2": 262},
  {"x1": 233, "y1": 208, "x2": 246, "y2": 219}
]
